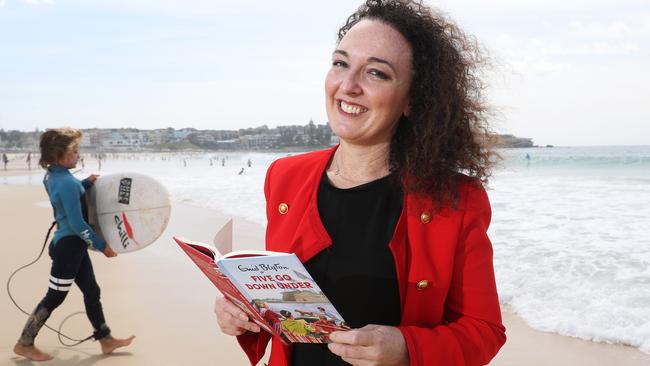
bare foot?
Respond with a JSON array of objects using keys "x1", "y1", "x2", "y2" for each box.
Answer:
[
  {"x1": 13, "y1": 343, "x2": 53, "y2": 361},
  {"x1": 100, "y1": 335, "x2": 135, "y2": 354}
]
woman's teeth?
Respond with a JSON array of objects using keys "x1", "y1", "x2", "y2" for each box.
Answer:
[{"x1": 340, "y1": 101, "x2": 367, "y2": 115}]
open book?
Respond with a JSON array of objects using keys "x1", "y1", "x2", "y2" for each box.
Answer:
[{"x1": 173, "y1": 237, "x2": 350, "y2": 344}]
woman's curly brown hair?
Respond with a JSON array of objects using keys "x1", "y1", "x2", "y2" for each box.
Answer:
[{"x1": 338, "y1": 0, "x2": 498, "y2": 207}]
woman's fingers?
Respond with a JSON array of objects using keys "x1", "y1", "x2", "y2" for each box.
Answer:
[
  {"x1": 214, "y1": 295, "x2": 242, "y2": 318},
  {"x1": 328, "y1": 342, "x2": 378, "y2": 362},
  {"x1": 215, "y1": 296, "x2": 248, "y2": 325},
  {"x1": 330, "y1": 328, "x2": 377, "y2": 346},
  {"x1": 220, "y1": 310, "x2": 261, "y2": 333},
  {"x1": 328, "y1": 325, "x2": 408, "y2": 365},
  {"x1": 328, "y1": 329, "x2": 380, "y2": 361},
  {"x1": 214, "y1": 295, "x2": 260, "y2": 335}
]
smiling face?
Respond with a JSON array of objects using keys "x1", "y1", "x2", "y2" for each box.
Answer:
[{"x1": 325, "y1": 19, "x2": 413, "y2": 146}]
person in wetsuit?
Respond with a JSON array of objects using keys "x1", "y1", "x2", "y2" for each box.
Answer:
[{"x1": 13, "y1": 127, "x2": 135, "y2": 361}]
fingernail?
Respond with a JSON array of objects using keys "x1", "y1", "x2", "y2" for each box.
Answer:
[
  {"x1": 329, "y1": 332, "x2": 337, "y2": 341},
  {"x1": 239, "y1": 314, "x2": 248, "y2": 321}
]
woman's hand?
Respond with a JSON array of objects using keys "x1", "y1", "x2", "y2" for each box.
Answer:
[
  {"x1": 103, "y1": 246, "x2": 117, "y2": 258},
  {"x1": 328, "y1": 324, "x2": 409, "y2": 366},
  {"x1": 214, "y1": 293, "x2": 260, "y2": 336},
  {"x1": 86, "y1": 174, "x2": 99, "y2": 184}
]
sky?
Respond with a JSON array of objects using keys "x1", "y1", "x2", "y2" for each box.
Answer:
[{"x1": 0, "y1": 0, "x2": 648, "y2": 146}]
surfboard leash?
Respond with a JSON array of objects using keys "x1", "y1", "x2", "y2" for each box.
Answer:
[{"x1": 6, "y1": 221, "x2": 94, "y2": 347}]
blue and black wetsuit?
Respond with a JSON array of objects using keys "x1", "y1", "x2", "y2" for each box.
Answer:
[
  {"x1": 46, "y1": 165, "x2": 106, "y2": 252},
  {"x1": 18, "y1": 165, "x2": 112, "y2": 346}
]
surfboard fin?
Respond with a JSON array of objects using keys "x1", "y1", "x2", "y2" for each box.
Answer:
[{"x1": 213, "y1": 219, "x2": 233, "y2": 255}]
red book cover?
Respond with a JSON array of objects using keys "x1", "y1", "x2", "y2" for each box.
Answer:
[{"x1": 174, "y1": 236, "x2": 350, "y2": 344}]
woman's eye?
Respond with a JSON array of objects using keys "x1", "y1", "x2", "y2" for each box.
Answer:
[
  {"x1": 368, "y1": 69, "x2": 390, "y2": 80},
  {"x1": 332, "y1": 60, "x2": 348, "y2": 68}
]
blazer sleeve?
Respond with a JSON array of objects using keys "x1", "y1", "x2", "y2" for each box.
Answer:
[
  {"x1": 398, "y1": 183, "x2": 506, "y2": 366},
  {"x1": 235, "y1": 159, "x2": 279, "y2": 365}
]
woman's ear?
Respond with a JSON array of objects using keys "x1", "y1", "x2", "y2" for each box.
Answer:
[{"x1": 403, "y1": 101, "x2": 412, "y2": 117}]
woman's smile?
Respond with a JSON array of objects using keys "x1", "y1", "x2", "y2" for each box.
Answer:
[{"x1": 337, "y1": 99, "x2": 369, "y2": 116}]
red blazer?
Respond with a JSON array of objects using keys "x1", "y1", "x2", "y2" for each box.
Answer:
[{"x1": 237, "y1": 147, "x2": 506, "y2": 366}]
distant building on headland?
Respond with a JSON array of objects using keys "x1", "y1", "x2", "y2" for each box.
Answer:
[
  {"x1": 496, "y1": 134, "x2": 534, "y2": 148},
  {"x1": 0, "y1": 124, "x2": 533, "y2": 151}
]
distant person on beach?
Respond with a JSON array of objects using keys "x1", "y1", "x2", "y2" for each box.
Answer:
[
  {"x1": 3, "y1": 153, "x2": 9, "y2": 170},
  {"x1": 26, "y1": 152, "x2": 32, "y2": 171},
  {"x1": 238, "y1": 167, "x2": 244, "y2": 175},
  {"x1": 13, "y1": 128, "x2": 134, "y2": 362},
  {"x1": 247, "y1": 158, "x2": 252, "y2": 167},
  {"x1": 213, "y1": 1, "x2": 505, "y2": 365},
  {"x1": 221, "y1": 157, "x2": 225, "y2": 167}
]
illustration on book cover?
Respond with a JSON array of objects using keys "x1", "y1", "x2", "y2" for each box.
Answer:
[{"x1": 217, "y1": 254, "x2": 350, "y2": 343}]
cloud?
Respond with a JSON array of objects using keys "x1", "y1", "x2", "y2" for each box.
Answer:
[
  {"x1": 447, "y1": 0, "x2": 650, "y2": 13},
  {"x1": 486, "y1": 11, "x2": 649, "y2": 77},
  {"x1": 22, "y1": 0, "x2": 54, "y2": 5},
  {"x1": 573, "y1": 41, "x2": 641, "y2": 55},
  {"x1": 570, "y1": 21, "x2": 635, "y2": 39},
  {"x1": 569, "y1": 16, "x2": 650, "y2": 40},
  {"x1": 529, "y1": 40, "x2": 641, "y2": 57}
]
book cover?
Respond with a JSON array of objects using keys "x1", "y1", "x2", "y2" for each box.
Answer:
[{"x1": 174, "y1": 237, "x2": 350, "y2": 344}]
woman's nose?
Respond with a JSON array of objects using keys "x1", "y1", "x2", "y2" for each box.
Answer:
[{"x1": 340, "y1": 71, "x2": 362, "y2": 96}]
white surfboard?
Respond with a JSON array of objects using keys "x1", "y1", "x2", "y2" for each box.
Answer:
[{"x1": 87, "y1": 173, "x2": 171, "y2": 253}]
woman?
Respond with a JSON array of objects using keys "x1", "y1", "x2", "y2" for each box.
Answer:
[
  {"x1": 13, "y1": 128, "x2": 134, "y2": 361},
  {"x1": 214, "y1": 1, "x2": 505, "y2": 365}
]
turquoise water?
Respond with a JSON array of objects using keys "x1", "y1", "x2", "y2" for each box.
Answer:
[{"x1": 498, "y1": 145, "x2": 650, "y2": 174}]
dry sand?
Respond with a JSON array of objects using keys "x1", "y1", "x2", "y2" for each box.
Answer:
[
  {"x1": 0, "y1": 184, "x2": 268, "y2": 366},
  {"x1": 0, "y1": 184, "x2": 648, "y2": 366}
]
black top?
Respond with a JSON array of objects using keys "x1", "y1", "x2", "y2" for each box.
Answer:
[{"x1": 291, "y1": 172, "x2": 403, "y2": 366}]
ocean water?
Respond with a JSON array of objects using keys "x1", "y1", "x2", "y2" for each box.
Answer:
[
  {"x1": 490, "y1": 146, "x2": 650, "y2": 354},
  {"x1": 4, "y1": 146, "x2": 649, "y2": 353},
  {"x1": 1, "y1": 151, "x2": 285, "y2": 224}
]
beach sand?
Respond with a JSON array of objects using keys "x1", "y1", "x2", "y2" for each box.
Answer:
[{"x1": 1, "y1": 184, "x2": 648, "y2": 366}]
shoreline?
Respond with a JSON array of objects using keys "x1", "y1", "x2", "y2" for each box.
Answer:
[
  {"x1": 493, "y1": 306, "x2": 650, "y2": 365},
  {"x1": 0, "y1": 184, "x2": 648, "y2": 365},
  {"x1": 2, "y1": 144, "x2": 595, "y2": 158}
]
